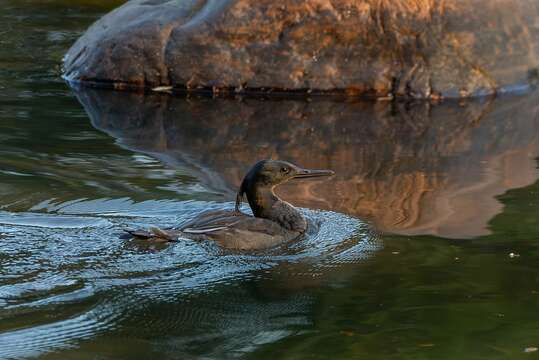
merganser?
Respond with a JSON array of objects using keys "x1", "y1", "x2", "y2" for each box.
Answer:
[{"x1": 125, "y1": 160, "x2": 334, "y2": 250}]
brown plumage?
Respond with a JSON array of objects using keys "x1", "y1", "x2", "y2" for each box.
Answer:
[{"x1": 125, "y1": 160, "x2": 334, "y2": 250}]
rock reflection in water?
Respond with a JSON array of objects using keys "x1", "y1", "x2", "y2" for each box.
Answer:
[{"x1": 73, "y1": 87, "x2": 539, "y2": 238}]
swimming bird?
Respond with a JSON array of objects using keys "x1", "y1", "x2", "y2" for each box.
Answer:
[{"x1": 125, "y1": 160, "x2": 334, "y2": 250}]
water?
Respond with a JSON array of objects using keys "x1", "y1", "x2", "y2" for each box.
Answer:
[{"x1": 2, "y1": 2, "x2": 539, "y2": 359}]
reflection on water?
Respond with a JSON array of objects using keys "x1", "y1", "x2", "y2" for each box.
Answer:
[
  {"x1": 75, "y1": 87, "x2": 539, "y2": 238},
  {"x1": 4, "y1": 1, "x2": 539, "y2": 360}
]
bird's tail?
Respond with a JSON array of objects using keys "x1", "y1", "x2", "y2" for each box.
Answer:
[{"x1": 124, "y1": 227, "x2": 178, "y2": 242}]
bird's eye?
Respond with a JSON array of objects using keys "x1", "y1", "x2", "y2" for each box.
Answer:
[{"x1": 281, "y1": 167, "x2": 289, "y2": 174}]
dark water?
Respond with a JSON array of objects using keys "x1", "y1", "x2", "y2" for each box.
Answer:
[{"x1": 3, "y1": 2, "x2": 539, "y2": 359}]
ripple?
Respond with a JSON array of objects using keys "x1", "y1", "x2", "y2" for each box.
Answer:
[
  {"x1": 0, "y1": 212, "x2": 110, "y2": 228},
  {"x1": 0, "y1": 170, "x2": 33, "y2": 177},
  {"x1": 0, "y1": 277, "x2": 88, "y2": 309},
  {"x1": 0, "y1": 301, "x2": 121, "y2": 360},
  {"x1": 0, "y1": 200, "x2": 378, "y2": 358}
]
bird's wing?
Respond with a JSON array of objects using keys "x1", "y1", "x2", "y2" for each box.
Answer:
[{"x1": 178, "y1": 210, "x2": 245, "y2": 234}]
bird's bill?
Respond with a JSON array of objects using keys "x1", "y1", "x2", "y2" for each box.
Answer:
[{"x1": 293, "y1": 168, "x2": 335, "y2": 179}]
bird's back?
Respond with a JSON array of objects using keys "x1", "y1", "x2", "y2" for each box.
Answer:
[
  {"x1": 181, "y1": 210, "x2": 301, "y2": 250},
  {"x1": 126, "y1": 209, "x2": 302, "y2": 250}
]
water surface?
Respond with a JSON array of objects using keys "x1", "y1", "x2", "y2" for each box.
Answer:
[{"x1": 2, "y1": 2, "x2": 539, "y2": 360}]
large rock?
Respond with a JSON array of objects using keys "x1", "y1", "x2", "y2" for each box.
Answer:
[{"x1": 64, "y1": 0, "x2": 539, "y2": 98}]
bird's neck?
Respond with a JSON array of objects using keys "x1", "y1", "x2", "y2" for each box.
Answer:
[{"x1": 245, "y1": 185, "x2": 306, "y2": 232}]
